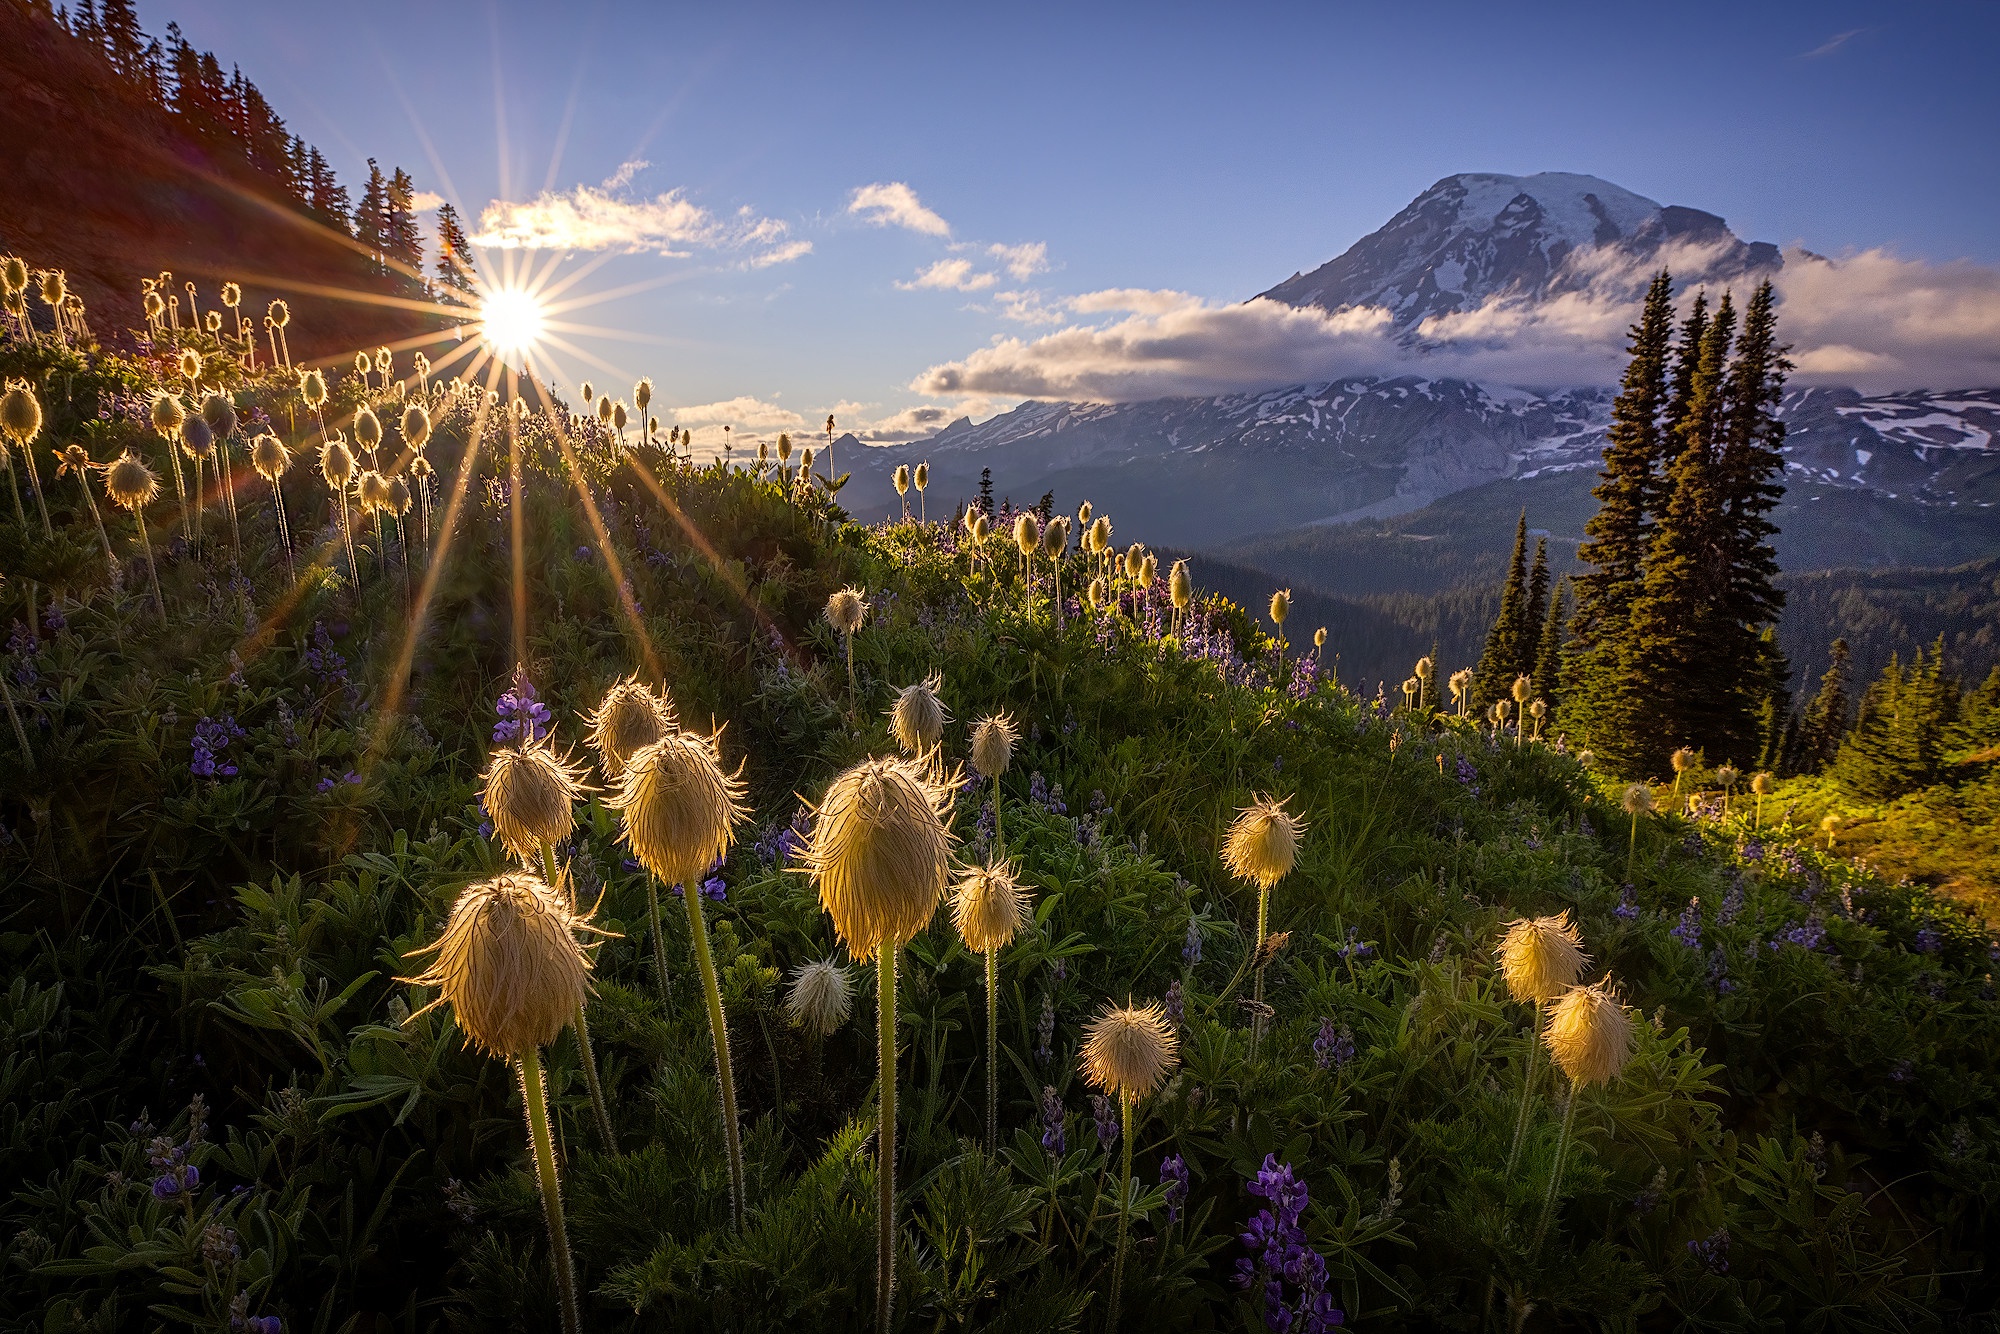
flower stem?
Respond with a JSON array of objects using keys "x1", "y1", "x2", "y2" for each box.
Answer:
[
  {"x1": 877, "y1": 948, "x2": 899, "y2": 1334},
  {"x1": 1109, "y1": 1089, "x2": 1134, "y2": 1333},
  {"x1": 985, "y1": 948, "x2": 999, "y2": 1154},
  {"x1": 1251, "y1": 884, "x2": 1270, "y2": 1059},
  {"x1": 1504, "y1": 1008, "x2": 1542, "y2": 1180},
  {"x1": 1530, "y1": 1080, "x2": 1581, "y2": 1253},
  {"x1": 517, "y1": 1049, "x2": 581, "y2": 1334},
  {"x1": 645, "y1": 878, "x2": 671, "y2": 1001},
  {"x1": 539, "y1": 842, "x2": 615, "y2": 1153},
  {"x1": 135, "y1": 510, "x2": 165, "y2": 619},
  {"x1": 685, "y1": 881, "x2": 745, "y2": 1225}
]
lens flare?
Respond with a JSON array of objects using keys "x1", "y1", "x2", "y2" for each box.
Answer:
[{"x1": 481, "y1": 288, "x2": 546, "y2": 361}]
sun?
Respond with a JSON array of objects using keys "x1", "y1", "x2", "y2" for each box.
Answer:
[{"x1": 479, "y1": 287, "x2": 546, "y2": 362}]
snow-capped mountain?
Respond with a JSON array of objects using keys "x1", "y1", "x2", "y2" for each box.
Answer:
[{"x1": 849, "y1": 173, "x2": 1996, "y2": 556}]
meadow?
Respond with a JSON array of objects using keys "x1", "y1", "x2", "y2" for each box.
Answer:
[{"x1": 1, "y1": 266, "x2": 1997, "y2": 1333}]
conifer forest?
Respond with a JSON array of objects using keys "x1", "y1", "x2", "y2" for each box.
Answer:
[{"x1": 3, "y1": 2, "x2": 1999, "y2": 1332}]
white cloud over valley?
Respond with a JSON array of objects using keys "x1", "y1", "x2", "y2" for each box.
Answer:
[
  {"x1": 471, "y1": 163, "x2": 809, "y2": 267},
  {"x1": 848, "y1": 181, "x2": 952, "y2": 237}
]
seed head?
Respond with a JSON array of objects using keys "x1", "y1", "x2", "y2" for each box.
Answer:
[
  {"x1": 357, "y1": 470, "x2": 391, "y2": 513},
  {"x1": 199, "y1": 391, "x2": 236, "y2": 439},
  {"x1": 1077, "y1": 500, "x2": 1092, "y2": 527},
  {"x1": 1416, "y1": 655, "x2": 1434, "y2": 681},
  {"x1": 581, "y1": 382, "x2": 594, "y2": 403},
  {"x1": 482, "y1": 741, "x2": 586, "y2": 863},
  {"x1": 1268, "y1": 589, "x2": 1290, "y2": 627},
  {"x1": 353, "y1": 407, "x2": 382, "y2": 452},
  {"x1": 800, "y1": 755, "x2": 956, "y2": 960},
  {"x1": 1671, "y1": 747, "x2": 1695, "y2": 774},
  {"x1": 38, "y1": 270, "x2": 65, "y2": 307},
  {"x1": 1088, "y1": 577, "x2": 1107, "y2": 608},
  {"x1": 178, "y1": 348, "x2": 203, "y2": 382},
  {"x1": 1080, "y1": 1000, "x2": 1179, "y2": 1101},
  {"x1": 969, "y1": 712, "x2": 1017, "y2": 780},
  {"x1": 1496, "y1": 912, "x2": 1588, "y2": 1006},
  {"x1": 634, "y1": 378, "x2": 652, "y2": 412},
  {"x1": 778, "y1": 432, "x2": 792, "y2": 462},
  {"x1": 1089, "y1": 515, "x2": 1111, "y2": 554},
  {"x1": 1170, "y1": 559, "x2": 1192, "y2": 610},
  {"x1": 375, "y1": 348, "x2": 392, "y2": 376},
  {"x1": 299, "y1": 369, "x2": 328, "y2": 410},
  {"x1": 220, "y1": 281, "x2": 241, "y2": 308},
  {"x1": 1, "y1": 256, "x2": 26, "y2": 294},
  {"x1": 320, "y1": 437, "x2": 354, "y2": 488},
  {"x1": 1715, "y1": 765, "x2": 1739, "y2": 788},
  {"x1": 1530, "y1": 699, "x2": 1547, "y2": 720},
  {"x1": 914, "y1": 461, "x2": 928, "y2": 491},
  {"x1": 250, "y1": 433, "x2": 290, "y2": 481},
  {"x1": 1014, "y1": 512, "x2": 1040, "y2": 555},
  {"x1": 894, "y1": 463, "x2": 910, "y2": 495},
  {"x1": 268, "y1": 299, "x2": 289, "y2": 328},
  {"x1": 611, "y1": 727, "x2": 747, "y2": 886},
  {"x1": 412, "y1": 454, "x2": 434, "y2": 480},
  {"x1": 1449, "y1": 668, "x2": 1473, "y2": 700},
  {"x1": 1543, "y1": 975, "x2": 1634, "y2": 1087},
  {"x1": 1751, "y1": 772, "x2": 1773, "y2": 796},
  {"x1": 1315, "y1": 628, "x2": 1328, "y2": 650},
  {"x1": 951, "y1": 857, "x2": 1032, "y2": 954},
  {"x1": 1623, "y1": 783, "x2": 1655, "y2": 815},
  {"x1": 1139, "y1": 555, "x2": 1157, "y2": 588},
  {"x1": 586, "y1": 675, "x2": 676, "y2": 779},
  {"x1": 401, "y1": 402, "x2": 431, "y2": 450},
  {"x1": 179, "y1": 416, "x2": 213, "y2": 459},
  {"x1": 149, "y1": 392, "x2": 185, "y2": 438},
  {"x1": 826, "y1": 585, "x2": 867, "y2": 636},
  {"x1": 1123, "y1": 544, "x2": 1143, "y2": 579},
  {"x1": 1222, "y1": 793, "x2": 1305, "y2": 890},
  {"x1": 402, "y1": 871, "x2": 594, "y2": 1058},
  {"x1": 1042, "y1": 514, "x2": 1068, "y2": 557},
  {"x1": 1512, "y1": 674, "x2": 1533, "y2": 706},
  {"x1": 387, "y1": 475, "x2": 412, "y2": 515},
  {"x1": 971, "y1": 512, "x2": 990, "y2": 543},
  {"x1": 613, "y1": 401, "x2": 628, "y2": 431},
  {"x1": 144, "y1": 290, "x2": 165, "y2": 321},
  {"x1": 104, "y1": 452, "x2": 159, "y2": 511},
  {"x1": 0, "y1": 379, "x2": 42, "y2": 444},
  {"x1": 786, "y1": 958, "x2": 854, "y2": 1037},
  {"x1": 889, "y1": 673, "x2": 948, "y2": 756}
]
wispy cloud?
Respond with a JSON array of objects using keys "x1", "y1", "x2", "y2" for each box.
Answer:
[
  {"x1": 671, "y1": 396, "x2": 805, "y2": 430},
  {"x1": 408, "y1": 190, "x2": 445, "y2": 214},
  {"x1": 848, "y1": 181, "x2": 952, "y2": 237},
  {"x1": 988, "y1": 241, "x2": 1049, "y2": 280},
  {"x1": 471, "y1": 165, "x2": 809, "y2": 267},
  {"x1": 897, "y1": 258, "x2": 998, "y2": 292},
  {"x1": 1800, "y1": 27, "x2": 1868, "y2": 58}
]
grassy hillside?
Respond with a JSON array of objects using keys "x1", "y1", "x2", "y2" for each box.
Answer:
[{"x1": 2, "y1": 305, "x2": 1998, "y2": 1331}]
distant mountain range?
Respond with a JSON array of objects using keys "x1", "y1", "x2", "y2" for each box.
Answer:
[{"x1": 845, "y1": 172, "x2": 1998, "y2": 563}]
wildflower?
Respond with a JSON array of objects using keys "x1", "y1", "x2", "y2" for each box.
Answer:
[
  {"x1": 1183, "y1": 918, "x2": 1203, "y2": 965},
  {"x1": 1235, "y1": 1155, "x2": 1341, "y2": 1333},
  {"x1": 1687, "y1": 1228, "x2": 1730, "y2": 1275},
  {"x1": 1160, "y1": 1153, "x2": 1190, "y2": 1223},
  {"x1": 1614, "y1": 884, "x2": 1639, "y2": 921},
  {"x1": 1706, "y1": 946, "x2": 1736, "y2": 994},
  {"x1": 1313, "y1": 1018, "x2": 1355, "y2": 1070},
  {"x1": 1091, "y1": 1093, "x2": 1120, "y2": 1152},
  {"x1": 1038, "y1": 1086, "x2": 1065, "y2": 1155},
  {"x1": 1671, "y1": 899, "x2": 1702, "y2": 949},
  {"x1": 1164, "y1": 979, "x2": 1185, "y2": 1026},
  {"x1": 785, "y1": 959, "x2": 852, "y2": 1037},
  {"x1": 493, "y1": 668, "x2": 552, "y2": 745},
  {"x1": 1496, "y1": 912, "x2": 1588, "y2": 1005},
  {"x1": 1035, "y1": 990, "x2": 1055, "y2": 1064}
]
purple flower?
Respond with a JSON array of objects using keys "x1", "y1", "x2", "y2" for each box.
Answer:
[
  {"x1": 1914, "y1": 926, "x2": 1942, "y2": 955},
  {"x1": 1777, "y1": 913, "x2": 1827, "y2": 952},
  {"x1": 1238, "y1": 1155, "x2": 1341, "y2": 1332},
  {"x1": 1312, "y1": 1019, "x2": 1355, "y2": 1070},
  {"x1": 1091, "y1": 1094, "x2": 1119, "y2": 1152},
  {"x1": 1035, "y1": 991, "x2": 1054, "y2": 1064},
  {"x1": 1161, "y1": 1153, "x2": 1190, "y2": 1223},
  {"x1": 700, "y1": 874, "x2": 727, "y2": 902},
  {"x1": 1687, "y1": 1228, "x2": 1730, "y2": 1274},
  {"x1": 1706, "y1": 946, "x2": 1736, "y2": 994},
  {"x1": 1336, "y1": 927, "x2": 1374, "y2": 965},
  {"x1": 1038, "y1": 1086, "x2": 1065, "y2": 1156},
  {"x1": 1614, "y1": 884, "x2": 1639, "y2": 922},
  {"x1": 1164, "y1": 980, "x2": 1185, "y2": 1027},
  {"x1": 1671, "y1": 899, "x2": 1702, "y2": 949},
  {"x1": 1183, "y1": 919, "x2": 1204, "y2": 965},
  {"x1": 492, "y1": 668, "x2": 552, "y2": 745},
  {"x1": 1740, "y1": 838, "x2": 1765, "y2": 865}
]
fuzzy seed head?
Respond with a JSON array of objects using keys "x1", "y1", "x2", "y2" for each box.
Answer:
[
  {"x1": 1543, "y1": 976, "x2": 1634, "y2": 1087},
  {"x1": 1014, "y1": 512, "x2": 1039, "y2": 555},
  {"x1": 374, "y1": 348, "x2": 392, "y2": 375},
  {"x1": 400, "y1": 402, "x2": 431, "y2": 449},
  {"x1": 144, "y1": 290, "x2": 165, "y2": 320},
  {"x1": 1139, "y1": 554, "x2": 1158, "y2": 589},
  {"x1": 1124, "y1": 544, "x2": 1144, "y2": 579},
  {"x1": 250, "y1": 433, "x2": 290, "y2": 481},
  {"x1": 149, "y1": 392, "x2": 185, "y2": 438},
  {"x1": 320, "y1": 437, "x2": 354, "y2": 488},
  {"x1": 353, "y1": 406, "x2": 382, "y2": 451},
  {"x1": 387, "y1": 475, "x2": 412, "y2": 515},
  {"x1": 178, "y1": 348, "x2": 203, "y2": 382},
  {"x1": 611, "y1": 728, "x2": 748, "y2": 887},
  {"x1": 893, "y1": 463, "x2": 910, "y2": 494},
  {"x1": 914, "y1": 461, "x2": 928, "y2": 491},
  {"x1": 1, "y1": 256, "x2": 25, "y2": 294},
  {"x1": 1222, "y1": 793, "x2": 1305, "y2": 890},
  {"x1": 300, "y1": 369, "x2": 327, "y2": 410},
  {"x1": 1820, "y1": 813, "x2": 1841, "y2": 834},
  {"x1": 1080, "y1": 1001, "x2": 1179, "y2": 1102},
  {"x1": 969, "y1": 712, "x2": 1017, "y2": 780},
  {"x1": 613, "y1": 401, "x2": 628, "y2": 431},
  {"x1": 801, "y1": 755, "x2": 956, "y2": 960},
  {"x1": 1315, "y1": 627, "x2": 1328, "y2": 649},
  {"x1": 826, "y1": 585, "x2": 867, "y2": 636},
  {"x1": 1170, "y1": 558, "x2": 1191, "y2": 609},
  {"x1": 785, "y1": 959, "x2": 853, "y2": 1038},
  {"x1": 411, "y1": 454, "x2": 433, "y2": 480},
  {"x1": 38, "y1": 270, "x2": 65, "y2": 307},
  {"x1": 971, "y1": 513, "x2": 990, "y2": 543},
  {"x1": 1530, "y1": 699, "x2": 1547, "y2": 720},
  {"x1": 0, "y1": 379, "x2": 42, "y2": 444},
  {"x1": 1623, "y1": 783, "x2": 1655, "y2": 815},
  {"x1": 889, "y1": 674, "x2": 948, "y2": 755},
  {"x1": 1042, "y1": 515, "x2": 1068, "y2": 557},
  {"x1": 581, "y1": 382, "x2": 594, "y2": 403},
  {"x1": 1088, "y1": 577, "x2": 1107, "y2": 608},
  {"x1": 1496, "y1": 911, "x2": 1588, "y2": 1006},
  {"x1": 220, "y1": 281, "x2": 241, "y2": 308},
  {"x1": 1090, "y1": 515, "x2": 1111, "y2": 553},
  {"x1": 1715, "y1": 765, "x2": 1739, "y2": 788},
  {"x1": 268, "y1": 299, "x2": 289, "y2": 328},
  {"x1": 482, "y1": 742, "x2": 586, "y2": 863},
  {"x1": 1449, "y1": 668, "x2": 1473, "y2": 699},
  {"x1": 634, "y1": 377, "x2": 652, "y2": 412},
  {"x1": 357, "y1": 471, "x2": 391, "y2": 513},
  {"x1": 179, "y1": 416, "x2": 213, "y2": 459},
  {"x1": 1671, "y1": 747, "x2": 1695, "y2": 774},
  {"x1": 402, "y1": 872, "x2": 593, "y2": 1058},
  {"x1": 1077, "y1": 500, "x2": 1092, "y2": 527},
  {"x1": 104, "y1": 452, "x2": 158, "y2": 511},
  {"x1": 199, "y1": 391, "x2": 236, "y2": 439},
  {"x1": 777, "y1": 432, "x2": 792, "y2": 461},
  {"x1": 1512, "y1": 674, "x2": 1533, "y2": 705},
  {"x1": 1269, "y1": 589, "x2": 1290, "y2": 627},
  {"x1": 951, "y1": 858, "x2": 1032, "y2": 954},
  {"x1": 1416, "y1": 655, "x2": 1434, "y2": 680},
  {"x1": 586, "y1": 676, "x2": 676, "y2": 779},
  {"x1": 1751, "y1": 771, "x2": 1773, "y2": 796}
]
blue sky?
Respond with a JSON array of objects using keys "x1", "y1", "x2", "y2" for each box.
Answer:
[{"x1": 164, "y1": 0, "x2": 2000, "y2": 442}]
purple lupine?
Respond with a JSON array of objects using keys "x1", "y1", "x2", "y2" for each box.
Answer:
[
  {"x1": 1739, "y1": 838, "x2": 1765, "y2": 865},
  {"x1": 1091, "y1": 1094, "x2": 1120, "y2": 1152},
  {"x1": 1775, "y1": 913, "x2": 1827, "y2": 951},
  {"x1": 1613, "y1": 884, "x2": 1639, "y2": 922},
  {"x1": 1706, "y1": 946, "x2": 1736, "y2": 995},
  {"x1": 189, "y1": 716, "x2": 246, "y2": 779},
  {"x1": 1184, "y1": 918, "x2": 1204, "y2": 965},
  {"x1": 1671, "y1": 899, "x2": 1703, "y2": 949},
  {"x1": 1312, "y1": 1019, "x2": 1355, "y2": 1070},
  {"x1": 1164, "y1": 980, "x2": 1185, "y2": 1027},
  {"x1": 1035, "y1": 991, "x2": 1055, "y2": 1064},
  {"x1": 492, "y1": 668, "x2": 552, "y2": 745},
  {"x1": 1720, "y1": 876, "x2": 1745, "y2": 925},
  {"x1": 1161, "y1": 1154, "x2": 1190, "y2": 1224},
  {"x1": 1287, "y1": 655, "x2": 1319, "y2": 702},
  {"x1": 1039, "y1": 1086, "x2": 1066, "y2": 1155},
  {"x1": 1235, "y1": 1155, "x2": 1342, "y2": 1332},
  {"x1": 1454, "y1": 755, "x2": 1479, "y2": 794},
  {"x1": 1914, "y1": 925, "x2": 1942, "y2": 955},
  {"x1": 1336, "y1": 927, "x2": 1374, "y2": 966},
  {"x1": 1686, "y1": 1228, "x2": 1730, "y2": 1274}
]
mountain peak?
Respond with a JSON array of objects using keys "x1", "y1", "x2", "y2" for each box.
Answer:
[{"x1": 1258, "y1": 171, "x2": 1776, "y2": 327}]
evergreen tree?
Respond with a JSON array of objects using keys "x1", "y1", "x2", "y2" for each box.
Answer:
[
  {"x1": 978, "y1": 468, "x2": 994, "y2": 517},
  {"x1": 1793, "y1": 638, "x2": 1852, "y2": 774},
  {"x1": 97, "y1": 0, "x2": 145, "y2": 78},
  {"x1": 1475, "y1": 510, "x2": 1532, "y2": 704},
  {"x1": 435, "y1": 203, "x2": 477, "y2": 295},
  {"x1": 385, "y1": 166, "x2": 426, "y2": 289},
  {"x1": 1832, "y1": 641, "x2": 1960, "y2": 799},
  {"x1": 355, "y1": 160, "x2": 390, "y2": 273},
  {"x1": 1718, "y1": 279, "x2": 1791, "y2": 716},
  {"x1": 1524, "y1": 537, "x2": 1549, "y2": 672},
  {"x1": 1535, "y1": 577, "x2": 1567, "y2": 712}
]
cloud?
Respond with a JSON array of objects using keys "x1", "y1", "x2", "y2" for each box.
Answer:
[
  {"x1": 909, "y1": 245, "x2": 2000, "y2": 402},
  {"x1": 848, "y1": 181, "x2": 951, "y2": 237},
  {"x1": 409, "y1": 190, "x2": 445, "y2": 214},
  {"x1": 671, "y1": 396, "x2": 806, "y2": 431},
  {"x1": 993, "y1": 290, "x2": 1068, "y2": 324},
  {"x1": 1800, "y1": 27, "x2": 1867, "y2": 58},
  {"x1": 988, "y1": 241, "x2": 1049, "y2": 280},
  {"x1": 472, "y1": 169, "x2": 807, "y2": 267},
  {"x1": 898, "y1": 258, "x2": 998, "y2": 292},
  {"x1": 602, "y1": 159, "x2": 648, "y2": 189}
]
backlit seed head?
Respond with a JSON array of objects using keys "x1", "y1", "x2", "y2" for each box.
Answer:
[
  {"x1": 1751, "y1": 771, "x2": 1773, "y2": 796},
  {"x1": 586, "y1": 676, "x2": 677, "y2": 779},
  {"x1": 220, "y1": 281, "x2": 241, "y2": 308},
  {"x1": 149, "y1": 392, "x2": 185, "y2": 438},
  {"x1": 778, "y1": 432, "x2": 792, "y2": 462},
  {"x1": 1496, "y1": 911, "x2": 1588, "y2": 1006},
  {"x1": 0, "y1": 256, "x2": 26, "y2": 295},
  {"x1": 889, "y1": 674, "x2": 948, "y2": 755},
  {"x1": 969, "y1": 712, "x2": 1017, "y2": 780},
  {"x1": 58, "y1": 443, "x2": 91, "y2": 476},
  {"x1": 1043, "y1": 514, "x2": 1069, "y2": 557},
  {"x1": 1088, "y1": 577, "x2": 1107, "y2": 608},
  {"x1": 375, "y1": 348, "x2": 392, "y2": 375},
  {"x1": 1530, "y1": 699, "x2": 1547, "y2": 720},
  {"x1": 178, "y1": 349, "x2": 202, "y2": 381},
  {"x1": 1014, "y1": 512, "x2": 1039, "y2": 555},
  {"x1": 1671, "y1": 746, "x2": 1695, "y2": 774},
  {"x1": 785, "y1": 959, "x2": 853, "y2": 1038},
  {"x1": 357, "y1": 471, "x2": 391, "y2": 513},
  {"x1": 1089, "y1": 515, "x2": 1111, "y2": 554},
  {"x1": 299, "y1": 369, "x2": 327, "y2": 410},
  {"x1": 143, "y1": 290, "x2": 165, "y2": 321},
  {"x1": 914, "y1": 462, "x2": 928, "y2": 491},
  {"x1": 104, "y1": 452, "x2": 159, "y2": 511},
  {"x1": 1623, "y1": 783, "x2": 1655, "y2": 815},
  {"x1": 354, "y1": 353, "x2": 370, "y2": 377},
  {"x1": 581, "y1": 382, "x2": 594, "y2": 403},
  {"x1": 801, "y1": 755, "x2": 956, "y2": 960},
  {"x1": 634, "y1": 377, "x2": 652, "y2": 412},
  {"x1": 1543, "y1": 975, "x2": 1634, "y2": 1087},
  {"x1": 267, "y1": 299, "x2": 289, "y2": 328},
  {"x1": 250, "y1": 433, "x2": 290, "y2": 481},
  {"x1": 482, "y1": 741, "x2": 587, "y2": 864},
  {"x1": 611, "y1": 728, "x2": 748, "y2": 888},
  {"x1": 1416, "y1": 655, "x2": 1434, "y2": 681},
  {"x1": 1139, "y1": 555, "x2": 1157, "y2": 589},
  {"x1": 1077, "y1": 500, "x2": 1092, "y2": 527},
  {"x1": 1081, "y1": 1000, "x2": 1179, "y2": 1101},
  {"x1": 1512, "y1": 674, "x2": 1532, "y2": 705},
  {"x1": 0, "y1": 379, "x2": 42, "y2": 444},
  {"x1": 199, "y1": 391, "x2": 236, "y2": 439},
  {"x1": 400, "y1": 402, "x2": 431, "y2": 450},
  {"x1": 893, "y1": 463, "x2": 910, "y2": 494},
  {"x1": 1222, "y1": 793, "x2": 1305, "y2": 890},
  {"x1": 38, "y1": 270, "x2": 65, "y2": 307},
  {"x1": 613, "y1": 401, "x2": 628, "y2": 431},
  {"x1": 204, "y1": 310, "x2": 222, "y2": 334},
  {"x1": 1124, "y1": 544, "x2": 1144, "y2": 579},
  {"x1": 826, "y1": 585, "x2": 867, "y2": 636},
  {"x1": 951, "y1": 858, "x2": 1032, "y2": 954},
  {"x1": 401, "y1": 872, "x2": 594, "y2": 1058},
  {"x1": 1170, "y1": 558, "x2": 1192, "y2": 610},
  {"x1": 353, "y1": 407, "x2": 382, "y2": 451},
  {"x1": 1715, "y1": 765, "x2": 1740, "y2": 788},
  {"x1": 411, "y1": 454, "x2": 434, "y2": 480},
  {"x1": 178, "y1": 416, "x2": 213, "y2": 459},
  {"x1": 1268, "y1": 589, "x2": 1290, "y2": 627},
  {"x1": 1315, "y1": 627, "x2": 1328, "y2": 649},
  {"x1": 971, "y1": 513, "x2": 990, "y2": 543},
  {"x1": 1449, "y1": 668, "x2": 1473, "y2": 699},
  {"x1": 1820, "y1": 813, "x2": 1842, "y2": 834},
  {"x1": 320, "y1": 437, "x2": 354, "y2": 488},
  {"x1": 387, "y1": 475, "x2": 412, "y2": 515}
]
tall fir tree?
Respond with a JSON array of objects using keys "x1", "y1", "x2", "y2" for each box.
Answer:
[
  {"x1": 1523, "y1": 537, "x2": 1550, "y2": 674},
  {"x1": 1792, "y1": 638, "x2": 1852, "y2": 774},
  {"x1": 1535, "y1": 576, "x2": 1567, "y2": 712},
  {"x1": 1719, "y1": 279, "x2": 1792, "y2": 743},
  {"x1": 355, "y1": 160, "x2": 390, "y2": 273},
  {"x1": 435, "y1": 203, "x2": 477, "y2": 295},
  {"x1": 1831, "y1": 642, "x2": 1960, "y2": 799},
  {"x1": 1475, "y1": 510, "x2": 1532, "y2": 704},
  {"x1": 385, "y1": 166, "x2": 426, "y2": 291},
  {"x1": 1564, "y1": 272, "x2": 1675, "y2": 762}
]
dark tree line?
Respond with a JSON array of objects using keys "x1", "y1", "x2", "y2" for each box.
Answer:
[
  {"x1": 33, "y1": 0, "x2": 474, "y2": 298},
  {"x1": 1789, "y1": 636, "x2": 2000, "y2": 800}
]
